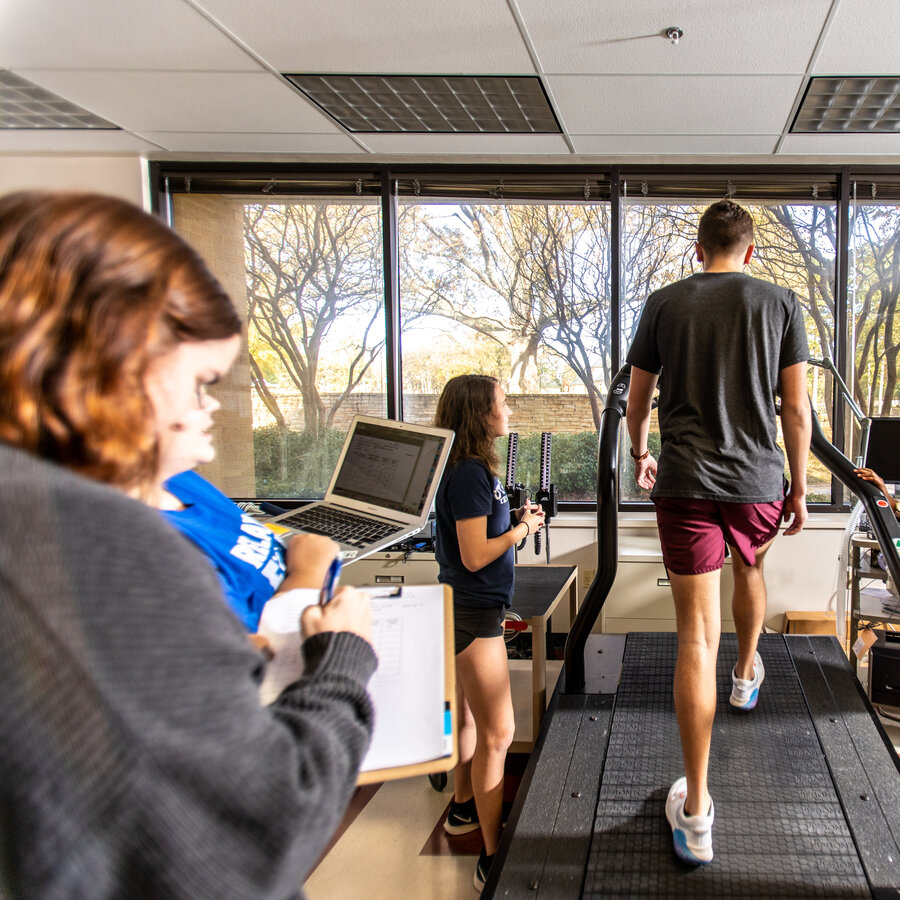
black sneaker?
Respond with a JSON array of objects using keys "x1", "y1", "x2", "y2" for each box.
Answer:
[
  {"x1": 474, "y1": 847, "x2": 494, "y2": 893},
  {"x1": 443, "y1": 795, "x2": 480, "y2": 835}
]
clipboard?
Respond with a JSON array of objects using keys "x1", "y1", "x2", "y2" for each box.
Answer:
[
  {"x1": 358, "y1": 584, "x2": 457, "y2": 784},
  {"x1": 257, "y1": 584, "x2": 457, "y2": 784}
]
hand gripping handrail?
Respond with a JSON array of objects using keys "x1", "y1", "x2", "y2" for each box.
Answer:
[{"x1": 809, "y1": 405, "x2": 900, "y2": 589}]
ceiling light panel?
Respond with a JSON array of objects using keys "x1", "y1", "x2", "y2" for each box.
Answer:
[
  {"x1": 0, "y1": 70, "x2": 116, "y2": 129},
  {"x1": 284, "y1": 74, "x2": 560, "y2": 133},
  {"x1": 792, "y1": 77, "x2": 900, "y2": 133}
]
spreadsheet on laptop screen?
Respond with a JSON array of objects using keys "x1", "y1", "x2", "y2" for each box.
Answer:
[{"x1": 331, "y1": 421, "x2": 445, "y2": 515}]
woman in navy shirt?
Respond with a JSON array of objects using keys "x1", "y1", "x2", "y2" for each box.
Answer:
[{"x1": 434, "y1": 374, "x2": 544, "y2": 892}]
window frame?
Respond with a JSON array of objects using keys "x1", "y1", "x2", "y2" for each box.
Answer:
[{"x1": 151, "y1": 162, "x2": 900, "y2": 513}]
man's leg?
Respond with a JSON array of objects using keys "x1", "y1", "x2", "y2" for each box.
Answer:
[
  {"x1": 730, "y1": 538, "x2": 773, "y2": 680},
  {"x1": 670, "y1": 570, "x2": 721, "y2": 818}
]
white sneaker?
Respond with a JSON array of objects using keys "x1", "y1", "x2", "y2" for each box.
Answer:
[
  {"x1": 665, "y1": 777, "x2": 714, "y2": 865},
  {"x1": 730, "y1": 650, "x2": 765, "y2": 711}
]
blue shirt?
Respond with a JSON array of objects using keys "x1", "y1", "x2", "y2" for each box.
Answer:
[
  {"x1": 162, "y1": 471, "x2": 286, "y2": 631},
  {"x1": 435, "y1": 459, "x2": 515, "y2": 608}
]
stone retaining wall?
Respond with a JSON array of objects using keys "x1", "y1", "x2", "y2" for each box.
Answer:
[{"x1": 253, "y1": 390, "x2": 601, "y2": 432}]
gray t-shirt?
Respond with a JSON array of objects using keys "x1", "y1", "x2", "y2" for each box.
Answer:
[{"x1": 626, "y1": 272, "x2": 809, "y2": 503}]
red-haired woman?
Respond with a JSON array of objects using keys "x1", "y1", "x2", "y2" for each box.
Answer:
[
  {"x1": 0, "y1": 190, "x2": 310, "y2": 640},
  {"x1": 0, "y1": 190, "x2": 375, "y2": 898},
  {"x1": 434, "y1": 374, "x2": 544, "y2": 891}
]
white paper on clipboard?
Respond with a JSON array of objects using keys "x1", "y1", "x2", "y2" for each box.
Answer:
[{"x1": 256, "y1": 584, "x2": 448, "y2": 772}]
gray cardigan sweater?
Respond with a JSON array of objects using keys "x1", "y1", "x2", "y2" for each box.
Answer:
[{"x1": 0, "y1": 443, "x2": 376, "y2": 899}]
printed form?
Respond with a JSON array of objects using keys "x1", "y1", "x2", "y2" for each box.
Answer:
[{"x1": 257, "y1": 585, "x2": 448, "y2": 773}]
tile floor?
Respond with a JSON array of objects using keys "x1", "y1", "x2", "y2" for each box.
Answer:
[{"x1": 305, "y1": 755, "x2": 527, "y2": 900}]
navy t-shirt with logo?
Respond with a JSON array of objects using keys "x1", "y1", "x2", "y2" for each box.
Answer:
[{"x1": 435, "y1": 459, "x2": 515, "y2": 608}]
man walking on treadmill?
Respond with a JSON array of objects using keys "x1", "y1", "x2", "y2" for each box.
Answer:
[{"x1": 625, "y1": 199, "x2": 812, "y2": 865}]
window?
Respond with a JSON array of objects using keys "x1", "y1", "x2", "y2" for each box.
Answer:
[
  {"x1": 399, "y1": 200, "x2": 611, "y2": 500},
  {"x1": 171, "y1": 192, "x2": 385, "y2": 499},
  {"x1": 849, "y1": 192, "x2": 900, "y2": 443},
  {"x1": 154, "y1": 164, "x2": 900, "y2": 512}
]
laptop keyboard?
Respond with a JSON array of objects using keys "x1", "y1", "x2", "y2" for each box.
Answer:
[{"x1": 277, "y1": 506, "x2": 400, "y2": 548}]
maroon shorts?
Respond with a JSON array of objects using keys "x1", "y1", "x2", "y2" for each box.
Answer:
[{"x1": 654, "y1": 496, "x2": 784, "y2": 575}]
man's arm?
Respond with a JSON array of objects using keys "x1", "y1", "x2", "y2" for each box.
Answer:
[
  {"x1": 625, "y1": 366, "x2": 660, "y2": 491},
  {"x1": 778, "y1": 361, "x2": 811, "y2": 535}
]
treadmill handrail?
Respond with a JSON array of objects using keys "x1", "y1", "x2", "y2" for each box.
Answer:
[
  {"x1": 564, "y1": 364, "x2": 631, "y2": 692},
  {"x1": 563, "y1": 375, "x2": 900, "y2": 693},
  {"x1": 809, "y1": 406, "x2": 900, "y2": 589}
]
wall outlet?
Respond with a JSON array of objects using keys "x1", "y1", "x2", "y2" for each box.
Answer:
[{"x1": 582, "y1": 568, "x2": 596, "y2": 589}]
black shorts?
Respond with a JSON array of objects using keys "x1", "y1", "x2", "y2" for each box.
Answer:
[{"x1": 453, "y1": 602, "x2": 506, "y2": 655}]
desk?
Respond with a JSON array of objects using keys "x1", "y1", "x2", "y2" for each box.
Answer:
[{"x1": 508, "y1": 565, "x2": 578, "y2": 750}]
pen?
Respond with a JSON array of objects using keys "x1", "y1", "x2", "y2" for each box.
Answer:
[{"x1": 319, "y1": 556, "x2": 342, "y2": 606}]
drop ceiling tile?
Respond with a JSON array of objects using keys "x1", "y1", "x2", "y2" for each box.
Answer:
[
  {"x1": 792, "y1": 77, "x2": 900, "y2": 134},
  {"x1": 141, "y1": 131, "x2": 364, "y2": 153},
  {"x1": 779, "y1": 133, "x2": 900, "y2": 155},
  {"x1": 814, "y1": 0, "x2": 900, "y2": 75},
  {"x1": 17, "y1": 70, "x2": 343, "y2": 134},
  {"x1": 198, "y1": 0, "x2": 535, "y2": 73},
  {"x1": 0, "y1": 0, "x2": 258, "y2": 71},
  {"x1": 359, "y1": 133, "x2": 570, "y2": 153},
  {"x1": 571, "y1": 134, "x2": 781, "y2": 155},
  {"x1": 284, "y1": 74, "x2": 559, "y2": 134},
  {"x1": 516, "y1": 0, "x2": 830, "y2": 75},
  {"x1": 0, "y1": 129, "x2": 161, "y2": 152},
  {"x1": 549, "y1": 75, "x2": 803, "y2": 134}
]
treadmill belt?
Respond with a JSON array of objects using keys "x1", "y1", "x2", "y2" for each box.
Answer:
[{"x1": 584, "y1": 632, "x2": 870, "y2": 898}]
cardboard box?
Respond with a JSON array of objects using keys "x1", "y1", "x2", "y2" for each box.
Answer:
[
  {"x1": 783, "y1": 611, "x2": 851, "y2": 653},
  {"x1": 784, "y1": 611, "x2": 841, "y2": 634}
]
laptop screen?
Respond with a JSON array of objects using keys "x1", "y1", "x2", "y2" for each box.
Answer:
[{"x1": 331, "y1": 420, "x2": 448, "y2": 516}]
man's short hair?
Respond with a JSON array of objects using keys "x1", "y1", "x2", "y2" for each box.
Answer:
[{"x1": 697, "y1": 200, "x2": 754, "y2": 258}]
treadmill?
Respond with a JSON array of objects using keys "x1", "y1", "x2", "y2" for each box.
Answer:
[{"x1": 484, "y1": 365, "x2": 900, "y2": 899}]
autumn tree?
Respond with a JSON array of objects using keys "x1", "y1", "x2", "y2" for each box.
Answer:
[
  {"x1": 850, "y1": 205, "x2": 900, "y2": 417},
  {"x1": 402, "y1": 203, "x2": 614, "y2": 427},
  {"x1": 751, "y1": 203, "x2": 899, "y2": 429},
  {"x1": 244, "y1": 201, "x2": 384, "y2": 436},
  {"x1": 244, "y1": 197, "x2": 898, "y2": 444}
]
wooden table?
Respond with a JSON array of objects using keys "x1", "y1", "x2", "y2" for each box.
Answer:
[{"x1": 507, "y1": 565, "x2": 578, "y2": 749}]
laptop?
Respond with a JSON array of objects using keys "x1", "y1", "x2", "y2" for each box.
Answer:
[{"x1": 267, "y1": 415, "x2": 455, "y2": 563}]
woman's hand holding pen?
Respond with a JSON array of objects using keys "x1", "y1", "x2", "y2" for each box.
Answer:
[
  {"x1": 516, "y1": 500, "x2": 545, "y2": 536},
  {"x1": 301, "y1": 587, "x2": 373, "y2": 644},
  {"x1": 275, "y1": 533, "x2": 373, "y2": 643}
]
